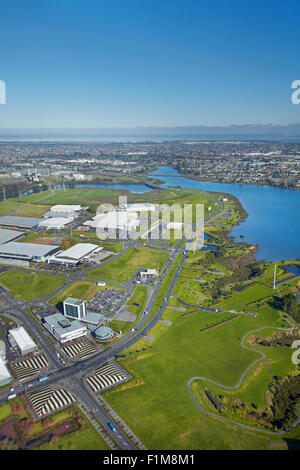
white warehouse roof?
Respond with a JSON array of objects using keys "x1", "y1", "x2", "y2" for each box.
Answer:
[
  {"x1": 91, "y1": 211, "x2": 139, "y2": 229},
  {"x1": 118, "y1": 203, "x2": 156, "y2": 212},
  {"x1": 55, "y1": 243, "x2": 101, "y2": 261},
  {"x1": 9, "y1": 326, "x2": 37, "y2": 354},
  {"x1": 141, "y1": 269, "x2": 158, "y2": 275},
  {"x1": 51, "y1": 205, "x2": 82, "y2": 212},
  {"x1": 39, "y1": 217, "x2": 73, "y2": 229},
  {"x1": 0, "y1": 356, "x2": 12, "y2": 385}
]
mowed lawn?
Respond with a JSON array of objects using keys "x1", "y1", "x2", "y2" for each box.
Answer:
[
  {"x1": 88, "y1": 247, "x2": 170, "y2": 283},
  {"x1": 105, "y1": 306, "x2": 293, "y2": 450},
  {"x1": 0, "y1": 402, "x2": 13, "y2": 421},
  {"x1": 215, "y1": 283, "x2": 275, "y2": 311},
  {"x1": 0, "y1": 271, "x2": 65, "y2": 301},
  {"x1": 12, "y1": 204, "x2": 50, "y2": 217},
  {"x1": 0, "y1": 200, "x2": 22, "y2": 215}
]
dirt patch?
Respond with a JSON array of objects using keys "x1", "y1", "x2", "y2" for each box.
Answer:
[
  {"x1": 252, "y1": 359, "x2": 273, "y2": 378},
  {"x1": 144, "y1": 335, "x2": 154, "y2": 343},
  {"x1": 25, "y1": 237, "x2": 57, "y2": 245},
  {"x1": 182, "y1": 310, "x2": 198, "y2": 318},
  {"x1": 114, "y1": 308, "x2": 136, "y2": 323},
  {"x1": 0, "y1": 421, "x2": 17, "y2": 440},
  {"x1": 26, "y1": 421, "x2": 74, "y2": 448},
  {"x1": 247, "y1": 334, "x2": 257, "y2": 346},
  {"x1": 167, "y1": 306, "x2": 186, "y2": 312},
  {"x1": 263, "y1": 440, "x2": 287, "y2": 450},
  {"x1": 200, "y1": 315, "x2": 240, "y2": 332},
  {"x1": 159, "y1": 319, "x2": 172, "y2": 326}
]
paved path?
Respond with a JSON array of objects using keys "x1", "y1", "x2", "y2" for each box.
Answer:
[{"x1": 186, "y1": 280, "x2": 208, "y2": 302}]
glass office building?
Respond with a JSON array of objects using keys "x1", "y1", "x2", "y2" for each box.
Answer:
[{"x1": 63, "y1": 297, "x2": 87, "y2": 319}]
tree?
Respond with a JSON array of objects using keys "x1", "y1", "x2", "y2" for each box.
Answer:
[{"x1": 282, "y1": 293, "x2": 299, "y2": 322}]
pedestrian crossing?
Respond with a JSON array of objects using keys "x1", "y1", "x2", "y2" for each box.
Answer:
[
  {"x1": 10, "y1": 354, "x2": 48, "y2": 382},
  {"x1": 62, "y1": 339, "x2": 98, "y2": 358},
  {"x1": 87, "y1": 361, "x2": 127, "y2": 392},
  {"x1": 27, "y1": 386, "x2": 76, "y2": 417}
]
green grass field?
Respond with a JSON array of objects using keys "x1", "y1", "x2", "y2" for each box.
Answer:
[
  {"x1": 104, "y1": 299, "x2": 295, "y2": 449},
  {"x1": 88, "y1": 247, "x2": 170, "y2": 283},
  {"x1": 0, "y1": 200, "x2": 22, "y2": 215},
  {"x1": 0, "y1": 271, "x2": 65, "y2": 301},
  {"x1": 12, "y1": 204, "x2": 51, "y2": 217},
  {"x1": 0, "y1": 402, "x2": 13, "y2": 421},
  {"x1": 30, "y1": 187, "x2": 117, "y2": 207}
]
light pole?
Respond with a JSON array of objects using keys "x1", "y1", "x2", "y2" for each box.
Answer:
[{"x1": 273, "y1": 263, "x2": 277, "y2": 289}]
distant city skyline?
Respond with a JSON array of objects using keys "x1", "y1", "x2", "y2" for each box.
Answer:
[{"x1": 0, "y1": 0, "x2": 300, "y2": 128}]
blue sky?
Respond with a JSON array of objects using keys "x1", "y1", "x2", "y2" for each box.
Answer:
[{"x1": 0, "y1": 0, "x2": 300, "y2": 128}]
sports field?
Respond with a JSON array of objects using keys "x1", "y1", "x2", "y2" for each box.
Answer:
[
  {"x1": 88, "y1": 247, "x2": 170, "y2": 283},
  {"x1": 0, "y1": 271, "x2": 65, "y2": 301}
]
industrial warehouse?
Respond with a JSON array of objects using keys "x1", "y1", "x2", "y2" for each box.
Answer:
[
  {"x1": 84, "y1": 211, "x2": 140, "y2": 231},
  {"x1": 43, "y1": 204, "x2": 83, "y2": 219},
  {"x1": 0, "y1": 241, "x2": 60, "y2": 266},
  {"x1": 38, "y1": 217, "x2": 73, "y2": 230},
  {"x1": 0, "y1": 356, "x2": 12, "y2": 387},
  {"x1": 0, "y1": 228, "x2": 25, "y2": 244},
  {"x1": 117, "y1": 202, "x2": 156, "y2": 212},
  {"x1": 48, "y1": 242, "x2": 102, "y2": 266},
  {"x1": 0, "y1": 215, "x2": 43, "y2": 229},
  {"x1": 8, "y1": 326, "x2": 38, "y2": 356}
]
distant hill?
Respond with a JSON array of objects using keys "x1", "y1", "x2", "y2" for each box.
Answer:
[{"x1": 0, "y1": 124, "x2": 300, "y2": 141}]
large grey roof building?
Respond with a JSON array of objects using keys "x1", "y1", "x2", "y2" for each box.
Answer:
[
  {"x1": 0, "y1": 241, "x2": 60, "y2": 263},
  {"x1": 49, "y1": 243, "x2": 101, "y2": 265},
  {"x1": 0, "y1": 228, "x2": 24, "y2": 245}
]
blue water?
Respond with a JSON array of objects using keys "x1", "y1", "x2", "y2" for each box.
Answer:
[
  {"x1": 200, "y1": 245, "x2": 218, "y2": 251},
  {"x1": 150, "y1": 166, "x2": 300, "y2": 262},
  {"x1": 281, "y1": 264, "x2": 300, "y2": 275},
  {"x1": 275, "y1": 264, "x2": 300, "y2": 285}
]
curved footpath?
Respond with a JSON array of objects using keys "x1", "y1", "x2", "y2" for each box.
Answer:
[{"x1": 187, "y1": 325, "x2": 300, "y2": 435}]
